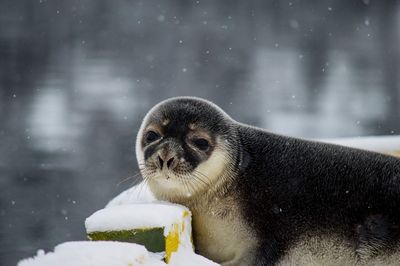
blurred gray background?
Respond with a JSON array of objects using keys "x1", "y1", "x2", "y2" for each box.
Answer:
[{"x1": 1, "y1": 0, "x2": 400, "y2": 265}]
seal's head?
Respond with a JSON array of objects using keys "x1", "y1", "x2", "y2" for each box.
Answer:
[{"x1": 136, "y1": 97, "x2": 238, "y2": 201}]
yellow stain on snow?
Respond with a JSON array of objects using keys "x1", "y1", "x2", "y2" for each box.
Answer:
[
  {"x1": 165, "y1": 223, "x2": 180, "y2": 263},
  {"x1": 165, "y1": 210, "x2": 192, "y2": 263},
  {"x1": 182, "y1": 211, "x2": 189, "y2": 232},
  {"x1": 183, "y1": 211, "x2": 194, "y2": 246}
]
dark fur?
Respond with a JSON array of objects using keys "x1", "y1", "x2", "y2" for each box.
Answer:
[
  {"x1": 234, "y1": 127, "x2": 400, "y2": 265},
  {"x1": 144, "y1": 97, "x2": 400, "y2": 265}
]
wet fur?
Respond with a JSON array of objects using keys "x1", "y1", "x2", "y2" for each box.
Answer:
[{"x1": 137, "y1": 97, "x2": 400, "y2": 265}]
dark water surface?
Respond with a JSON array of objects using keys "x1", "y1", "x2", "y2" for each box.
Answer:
[{"x1": 1, "y1": 0, "x2": 400, "y2": 264}]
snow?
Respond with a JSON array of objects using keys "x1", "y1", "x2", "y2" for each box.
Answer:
[
  {"x1": 85, "y1": 184, "x2": 220, "y2": 265},
  {"x1": 320, "y1": 135, "x2": 400, "y2": 153},
  {"x1": 17, "y1": 241, "x2": 166, "y2": 266},
  {"x1": 169, "y1": 247, "x2": 219, "y2": 266},
  {"x1": 85, "y1": 203, "x2": 190, "y2": 237},
  {"x1": 18, "y1": 242, "x2": 219, "y2": 266},
  {"x1": 86, "y1": 186, "x2": 219, "y2": 265},
  {"x1": 106, "y1": 183, "x2": 156, "y2": 207},
  {"x1": 97, "y1": 185, "x2": 219, "y2": 265}
]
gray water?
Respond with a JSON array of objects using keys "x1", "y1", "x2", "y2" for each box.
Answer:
[{"x1": 1, "y1": 0, "x2": 400, "y2": 265}]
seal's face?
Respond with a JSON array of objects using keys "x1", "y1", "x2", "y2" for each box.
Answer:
[{"x1": 136, "y1": 97, "x2": 236, "y2": 200}]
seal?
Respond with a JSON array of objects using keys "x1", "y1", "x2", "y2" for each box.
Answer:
[{"x1": 136, "y1": 97, "x2": 400, "y2": 265}]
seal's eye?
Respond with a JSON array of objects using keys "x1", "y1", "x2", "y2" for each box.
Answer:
[
  {"x1": 145, "y1": 131, "x2": 160, "y2": 143},
  {"x1": 192, "y1": 138, "x2": 209, "y2": 151}
]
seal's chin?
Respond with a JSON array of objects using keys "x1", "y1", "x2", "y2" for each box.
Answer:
[
  {"x1": 152, "y1": 174, "x2": 183, "y2": 188},
  {"x1": 152, "y1": 170, "x2": 182, "y2": 183},
  {"x1": 146, "y1": 171, "x2": 198, "y2": 200}
]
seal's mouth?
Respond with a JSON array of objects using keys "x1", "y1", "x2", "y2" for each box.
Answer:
[
  {"x1": 139, "y1": 147, "x2": 232, "y2": 200},
  {"x1": 158, "y1": 171, "x2": 172, "y2": 180},
  {"x1": 154, "y1": 160, "x2": 181, "y2": 180},
  {"x1": 141, "y1": 158, "x2": 189, "y2": 182}
]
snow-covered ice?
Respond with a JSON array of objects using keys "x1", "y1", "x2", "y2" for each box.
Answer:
[{"x1": 17, "y1": 241, "x2": 166, "y2": 266}]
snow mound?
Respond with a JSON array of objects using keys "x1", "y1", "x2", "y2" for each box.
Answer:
[
  {"x1": 85, "y1": 203, "x2": 190, "y2": 236},
  {"x1": 17, "y1": 241, "x2": 166, "y2": 266},
  {"x1": 107, "y1": 183, "x2": 156, "y2": 207}
]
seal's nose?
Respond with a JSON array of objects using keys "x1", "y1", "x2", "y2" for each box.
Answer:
[
  {"x1": 158, "y1": 156, "x2": 164, "y2": 169},
  {"x1": 156, "y1": 152, "x2": 177, "y2": 170},
  {"x1": 166, "y1": 157, "x2": 175, "y2": 169}
]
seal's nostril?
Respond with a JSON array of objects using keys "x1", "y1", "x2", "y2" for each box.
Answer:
[
  {"x1": 158, "y1": 156, "x2": 164, "y2": 169},
  {"x1": 167, "y1": 157, "x2": 175, "y2": 169}
]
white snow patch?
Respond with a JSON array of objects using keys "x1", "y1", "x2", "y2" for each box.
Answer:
[
  {"x1": 17, "y1": 241, "x2": 166, "y2": 266},
  {"x1": 85, "y1": 203, "x2": 189, "y2": 236}
]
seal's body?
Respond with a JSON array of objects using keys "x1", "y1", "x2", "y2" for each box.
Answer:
[{"x1": 136, "y1": 97, "x2": 400, "y2": 265}]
